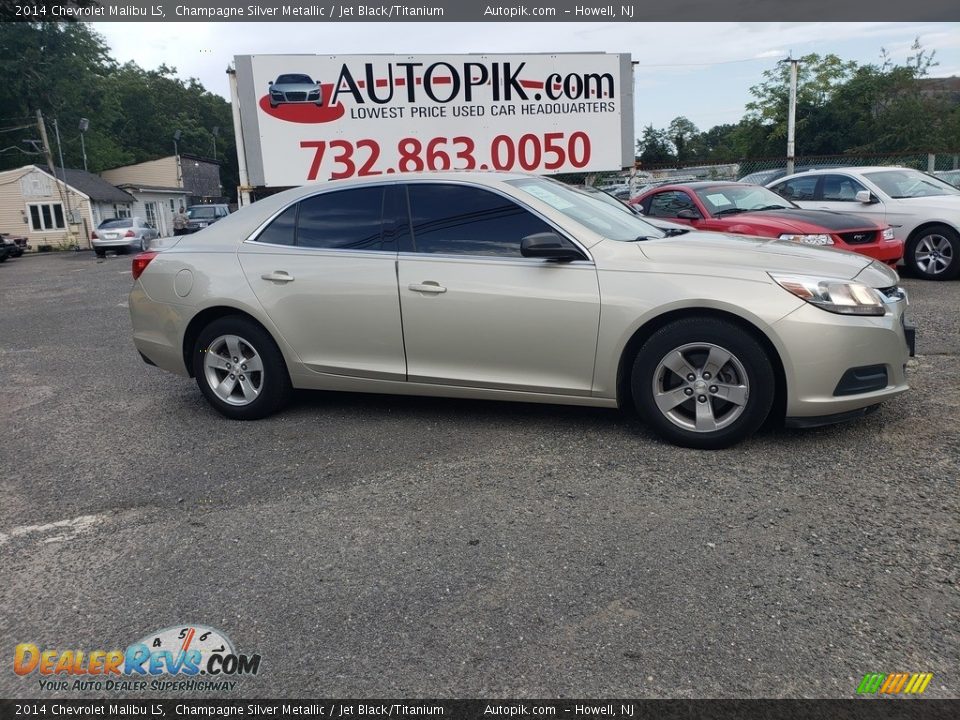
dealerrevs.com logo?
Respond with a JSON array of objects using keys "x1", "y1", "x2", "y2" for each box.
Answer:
[{"x1": 14, "y1": 625, "x2": 260, "y2": 692}]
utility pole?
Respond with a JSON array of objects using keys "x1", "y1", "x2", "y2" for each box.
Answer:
[
  {"x1": 785, "y1": 57, "x2": 799, "y2": 176},
  {"x1": 79, "y1": 118, "x2": 89, "y2": 172},
  {"x1": 36, "y1": 111, "x2": 79, "y2": 248},
  {"x1": 52, "y1": 118, "x2": 78, "y2": 248}
]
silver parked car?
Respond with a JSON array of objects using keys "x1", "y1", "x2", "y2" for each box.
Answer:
[
  {"x1": 92, "y1": 217, "x2": 158, "y2": 257},
  {"x1": 129, "y1": 172, "x2": 913, "y2": 449},
  {"x1": 768, "y1": 167, "x2": 960, "y2": 280}
]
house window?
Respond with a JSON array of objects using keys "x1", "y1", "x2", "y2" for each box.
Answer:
[
  {"x1": 27, "y1": 202, "x2": 66, "y2": 231},
  {"x1": 113, "y1": 204, "x2": 131, "y2": 218},
  {"x1": 170, "y1": 199, "x2": 176, "y2": 212},
  {"x1": 144, "y1": 201, "x2": 158, "y2": 228}
]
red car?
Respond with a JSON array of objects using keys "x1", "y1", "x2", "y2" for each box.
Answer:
[{"x1": 631, "y1": 182, "x2": 904, "y2": 265}]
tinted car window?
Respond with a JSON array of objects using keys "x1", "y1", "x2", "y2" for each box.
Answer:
[
  {"x1": 407, "y1": 184, "x2": 553, "y2": 257},
  {"x1": 648, "y1": 191, "x2": 698, "y2": 218},
  {"x1": 820, "y1": 174, "x2": 867, "y2": 201},
  {"x1": 188, "y1": 207, "x2": 217, "y2": 219},
  {"x1": 297, "y1": 187, "x2": 384, "y2": 250},
  {"x1": 99, "y1": 219, "x2": 133, "y2": 229},
  {"x1": 254, "y1": 204, "x2": 298, "y2": 246}
]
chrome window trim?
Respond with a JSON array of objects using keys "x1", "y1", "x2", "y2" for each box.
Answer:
[{"x1": 396, "y1": 251, "x2": 595, "y2": 268}]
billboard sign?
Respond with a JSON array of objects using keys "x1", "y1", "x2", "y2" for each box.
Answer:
[{"x1": 233, "y1": 54, "x2": 634, "y2": 187}]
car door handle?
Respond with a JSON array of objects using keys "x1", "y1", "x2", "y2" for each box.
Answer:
[
  {"x1": 261, "y1": 271, "x2": 294, "y2": 283},
  {"x1": 408, "y1": 282, "x2": 447, "y2": 294}
]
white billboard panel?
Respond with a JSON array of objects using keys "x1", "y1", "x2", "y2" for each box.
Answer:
[{"x1": 234, "y1": 54, "x2": 633, "y2": 187}]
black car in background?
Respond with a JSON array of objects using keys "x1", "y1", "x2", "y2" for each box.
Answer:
[
  {"x1": 186, "y1": 204, "x2": 231, "y2": 233},
  {"x1": 1, "y1": 232, "x2": 27, "y2": 260}
]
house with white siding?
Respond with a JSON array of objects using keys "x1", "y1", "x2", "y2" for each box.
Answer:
[{"x1": 0, "y1": 165, "x2": 134, "y2": 250}]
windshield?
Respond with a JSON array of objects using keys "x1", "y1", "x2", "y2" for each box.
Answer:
[
  {"x1": 188, "y1": 206, "x2": 217, "y2": 219},
  {"x1": 507, "y1": 177, "x2": 665, "y2": 241},
  {"x1": 99, "y1": 219, "x2": 132, "y2": 228},
  {"x1": 275, "y1": 74, "x2": 313, "y2": 85},
  {"x1": 864, "y1": 169, "x2": 960, "y2": 198},
  {"x1": 694, "y1": 185, "x2": 795, "y2": 214}
]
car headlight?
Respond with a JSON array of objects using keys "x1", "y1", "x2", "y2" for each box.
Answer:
[
  {"x1": 779, "y1": 233, "x2": 834, "y2": 246},
  {"x1": 769, "y1": 274, "x2": 886, "y2": 316},
  {"x1": 308, "y1": 89, "x2": 320, "y2": 97},
  {"x1": 882, "y1": 227, "x2": 896, "y2": 241}
]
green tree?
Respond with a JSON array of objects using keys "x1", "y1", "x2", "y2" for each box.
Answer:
[
  {"x1": 0, "y1": 23, "x2": 239, "y2": 200},
  {"x1": 636, "y1": 124, "x2": 675, "y2": 165},
  {"x1": 668, "y1": 116, "x2": 700, "y2": 164}
]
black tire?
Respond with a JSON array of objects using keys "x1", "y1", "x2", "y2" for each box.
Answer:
[
  {"x1": 905, "y1": 224, "x2": 960, "y2": 280},
  {"x1": 631, "y1": 318, "x2": 775, "y2": 449},
  {"x1": 94, "y1": 249, "x2": 106, "y2": 258},
  {"x1": 192, "y1": 316, "x2": 292, "y2": 420}
]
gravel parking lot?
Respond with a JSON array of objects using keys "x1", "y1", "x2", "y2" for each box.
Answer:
[{"x1": 1, "y1": 251, "x2": 957, "y2": 699}]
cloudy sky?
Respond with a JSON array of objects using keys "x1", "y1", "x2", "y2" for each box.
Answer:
[{"x1": 93, "y1": 21, "x2": 960, "y2": 134}]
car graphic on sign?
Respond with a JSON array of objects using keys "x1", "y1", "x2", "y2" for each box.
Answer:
[{"x1": 268, "y1": 73, "x2": 323, "y2": 108}]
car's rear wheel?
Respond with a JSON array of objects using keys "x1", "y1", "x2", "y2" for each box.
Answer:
[
  {"x1": 631, "y1": 318, "x2": 775, "y2": 449},
  {"x1": 94, "y1": 249, "x2": 106, "y2": 258},
  {"x1": 906, "y1": 224, "x2": 960, "y2": 280},
  {"x1": 192, "y1": 316, "x2": 291, "y2": 420}
]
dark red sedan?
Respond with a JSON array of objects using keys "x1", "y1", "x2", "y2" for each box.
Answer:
[{"x1": 630, "y1": 182, "x2": 903, "y2": 265}]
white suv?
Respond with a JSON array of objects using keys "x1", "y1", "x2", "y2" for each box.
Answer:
[{"x1": 768, "y1": 167, "x2": 960, "y2": 280}]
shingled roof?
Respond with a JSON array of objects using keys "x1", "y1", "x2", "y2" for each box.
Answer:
[{"x1": 37, "y1": 165, "x2": 134, "y2": 204}]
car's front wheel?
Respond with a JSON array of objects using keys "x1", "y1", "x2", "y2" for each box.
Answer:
[
  {"x1": 192, "y1": 316, "x2": 291, "y2": 420},
  {"x1": 631, "y1": 318, "x2": 775, "y2": 449},
  {"x1": 906, "y1": 224, "x2": 960, "y2": 280}
]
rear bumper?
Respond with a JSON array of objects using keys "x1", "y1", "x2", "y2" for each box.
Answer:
[{"x1": 93, "y1": 238, "x2": 138, "y2": 248}]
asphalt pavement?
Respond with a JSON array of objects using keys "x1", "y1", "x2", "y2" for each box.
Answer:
[{"x1": 0, "y1": 251, "x2": 957, "y2": 699}]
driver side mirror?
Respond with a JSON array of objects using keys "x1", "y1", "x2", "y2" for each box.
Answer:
[
  {"x1": 855, "y1": 190, "x2": 877, "y2": 204},
  {"x1": 520, "y1": 232, "x2": 585, "y2": 262},
  {"x1": 676, "y1": 208, "x2": 702, "y2": 220}
]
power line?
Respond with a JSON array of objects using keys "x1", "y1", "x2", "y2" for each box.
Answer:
[
  {"x1": 634, "y1": 56, "x2": 783, "y2": 68},
  {"x1": 0, "y1": 124, "x2": 33, "y2": 134}
]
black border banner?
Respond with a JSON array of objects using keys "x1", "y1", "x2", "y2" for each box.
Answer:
[
  {"x1": 2, "y1": 700, "x2": 960, "y2": 720},
  {"x1": 0, "y1": 0, "x2": 958, "y2": 22}
]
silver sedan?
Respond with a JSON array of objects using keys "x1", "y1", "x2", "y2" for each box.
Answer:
[
  {"x1": 129, "y1": 172, "x2": 913, "y2": 449},
  {"x1": 92, "y1": 217, "x2": 158, "y2": 257}
]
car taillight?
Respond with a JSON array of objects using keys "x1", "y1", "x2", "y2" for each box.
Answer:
[
  {"x1": 91, "y1": 231, "x2": 98, "y2": 239},
  {"x1": 124, "y1": 230, "x2": 136, "y2": 237},
  {"x1": 131, "y1": 251, "x2": 158, "y2": 280}
]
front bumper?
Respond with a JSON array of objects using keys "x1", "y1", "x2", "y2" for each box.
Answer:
[
  {"x1": 837, "y1": 239, "x2": 904, "y2": 265},
  {"x1": 773, "y1": 293, "x2": 912, "y2": 419}
]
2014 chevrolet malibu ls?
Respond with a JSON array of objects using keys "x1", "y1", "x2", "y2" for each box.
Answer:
[{"x1": 129, "y1": 172, "x2": 914, "y2": 449}]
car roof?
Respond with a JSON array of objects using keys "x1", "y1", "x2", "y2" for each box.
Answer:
[
  {"x1": 638, "y1": 181, "x2": 744, "y2": 193},
  {"x1": 782, "y1": 166, "x2": 905, "y2": 176}
]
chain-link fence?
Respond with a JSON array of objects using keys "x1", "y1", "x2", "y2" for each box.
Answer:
[{"x1": 553, "y1": 150, "x2": 960, "y2": 198}]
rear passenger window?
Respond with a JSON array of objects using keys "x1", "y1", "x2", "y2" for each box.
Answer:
[
  {"x1": 297, "y1": 187, "x2": 385, "y2": 250},
  {"x1": 254, "y1": 204, "x2": 297, "y2": 246},
  {"x1": 406, "y1": 184, "x2": 553, "y2": 256}
]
